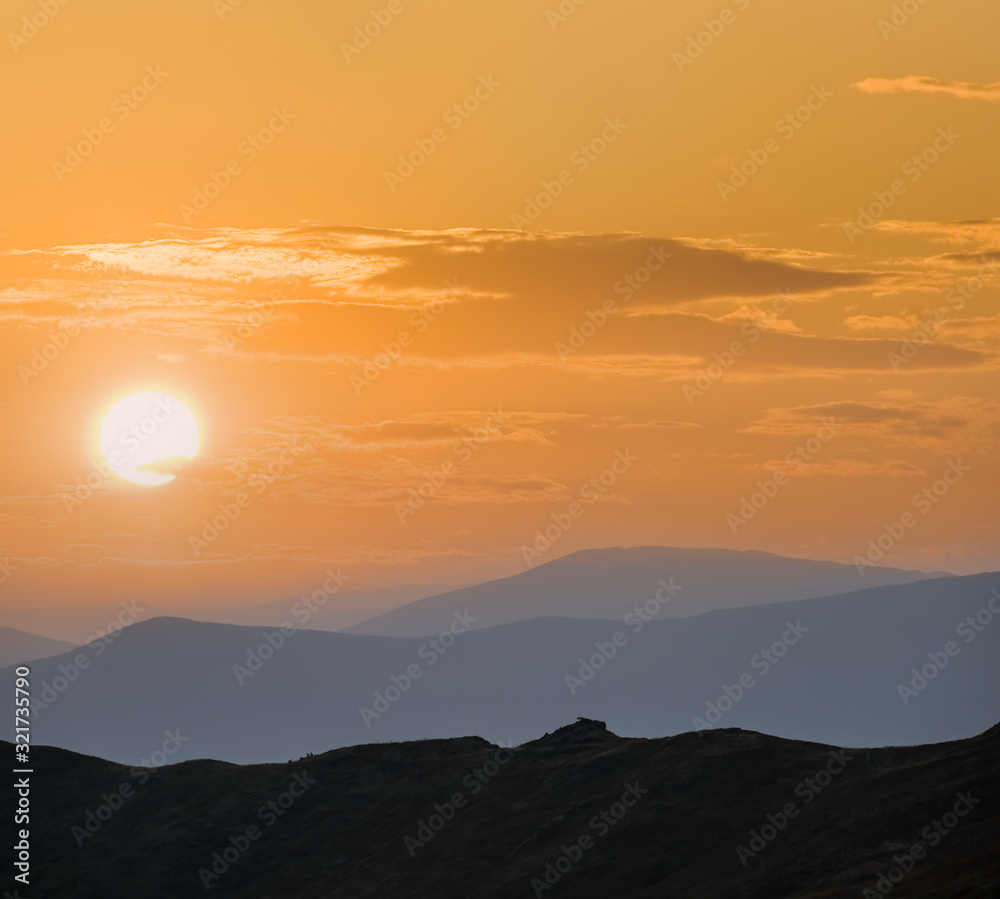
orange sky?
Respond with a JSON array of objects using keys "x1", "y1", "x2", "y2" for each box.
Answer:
[{"x1": 1, "y1": 0, "x2": 997, "y2": 609}]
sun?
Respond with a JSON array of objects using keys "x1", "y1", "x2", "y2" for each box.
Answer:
[{"x1": 99, "y1": 392, "x2": 200, "y2": 486}]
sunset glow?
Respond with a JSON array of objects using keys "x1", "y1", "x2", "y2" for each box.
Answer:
[
  {"x1": 0, "y1": 0, "x2": 996, "y2": 611},
  {"x1": 98, "y1": 392, "x2": 201, "y2": 486}
]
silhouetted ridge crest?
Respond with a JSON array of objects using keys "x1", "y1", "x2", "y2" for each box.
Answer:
[
  {"x1": 2, "y1": 719, "x2": 998, "y2": 897},
  {"x1": 524, "y1": 717, "x2": 616, "y2": 748}
]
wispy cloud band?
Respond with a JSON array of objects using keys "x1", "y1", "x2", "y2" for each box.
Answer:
[{"x1": 854, "y1": 76, "x2": 1000, "y2": 101}]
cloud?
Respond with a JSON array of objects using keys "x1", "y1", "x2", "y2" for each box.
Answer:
[
  {"x1": 871, "y1": 219, "x2": 1000, "y2": 250},
  {"x1": 575, "y1": 313, "x2": 989, "y2": 376},
  {"x1": 236, "y1": 411, "x2": 556, "y2": 450},
  {"x1": 844, "y1": 314, "x2": 920, "y2": 331},
  {"x1": 11, "y1": 226, "x2": 873, "y2": 309},
  {"x1": 743, "y1": 398, "x2": 1000, "y2": 451},
  {"x1": 854, "y1": 77, "x2": 1000, "y2": 101},
  {"x1": 138, "y1": 457, "x2": 237, "y2": 481},
  {"x1": 7, "y1": 267, "x2": 985, "y2": 379},
  {"x1": 0, "y1": 227, "x2": 890, "y2": 373},
  {"x1": 363, "y1": 231, "x2": 873, "y2": 309},
  {"x1": 388, "y1": 472, "x2": 570, "y2": 506},
  {"x1": 944, "y1": 315, "x2": 1000, "y2": 339},
  {"x1": 759, "y1": 459, "x2": 926, "y2": 478},
  {"x1": 614, "y1": 418, "x2": 701, "y2": 430}
]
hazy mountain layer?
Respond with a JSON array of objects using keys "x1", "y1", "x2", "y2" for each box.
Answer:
[
  {"x1": 8, "y1": 572, "x2": 997, "y2": 764},
  {"x1": 346, "y1": 546, "x2": 945, "y2": 637},
  {"x1": 0, "y1": 627, "x2": 76, "y2": 668}
]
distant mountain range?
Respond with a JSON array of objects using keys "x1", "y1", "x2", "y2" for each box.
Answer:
[
  {"x1": 3, "y1": 719, "x2": 996, "y2": 898},
  {"x1": 180, "y1": 582, "x2": 458, "y2": 632},
  {"x1": 9, "y1": 570, "x2": 997, "y2": 765},
  {"x1": 0, "y1": 627, "x2": 76, "y2": 668},
  {"x1": 0, "y1": 582, "x2": 456, "y2": 644},
  {"x1": 344, "y1": 546, "x2": 947, "y2": 637},
  {"x1": 1, "y1": 547, "x2": 944, "y2": 645}
]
